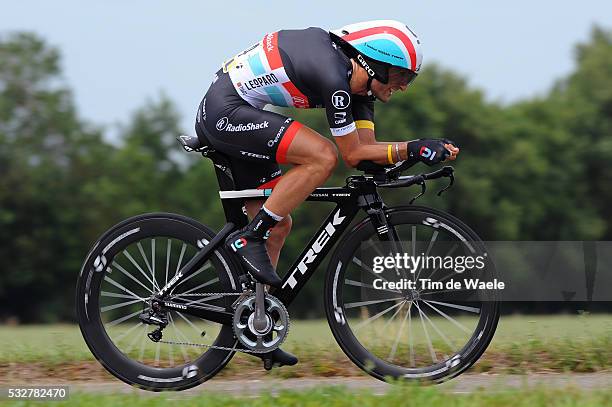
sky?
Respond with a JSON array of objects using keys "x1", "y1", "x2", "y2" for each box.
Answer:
[{"x1": 1, "y1": 1, "x2": 611, "y2": 134}]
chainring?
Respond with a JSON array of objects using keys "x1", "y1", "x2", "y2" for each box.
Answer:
[{"x1": 232, "y1": 293, "x2": 290, "y2": 353}]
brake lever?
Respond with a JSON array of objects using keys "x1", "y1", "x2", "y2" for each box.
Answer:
[
  {"x1": 409, "y1": 179, "x2": 427, "y2": 204},
  {"x1": 437, "y1": 171, "x2": 455, "y2": 196}
]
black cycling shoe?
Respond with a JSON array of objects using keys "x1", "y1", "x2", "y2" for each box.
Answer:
[
  {"x1": 260, "y1": 348, "x2": 298, "y2": 370},
  {"x1": 226, "y1": 229, "x2": 283, "y2": 288}
]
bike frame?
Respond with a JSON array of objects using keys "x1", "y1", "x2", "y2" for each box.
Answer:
[{"x1": 155, "y1": 176, "x2": 399, "y2": 326}]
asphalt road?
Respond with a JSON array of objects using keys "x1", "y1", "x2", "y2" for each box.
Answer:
[{"x1": 64, "y1": 373, "x2": 612, "y2": 397}]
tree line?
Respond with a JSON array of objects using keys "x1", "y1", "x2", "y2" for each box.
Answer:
[{"x1": 0, "y1": 28, "x2": 610, "y2": 322}]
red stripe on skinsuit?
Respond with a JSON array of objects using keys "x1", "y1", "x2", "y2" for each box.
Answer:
[
  {"x1": 276, "y1": 121, "x2": 303, "y2": 164},
  {"x1": 282, "y1": 82, "x2": 309, "y2": 108},
  {"x1": 263, "y1": 32, "x2": 283, "y2": 70},
  {"x1": 257, "y1": 176, "x2": 282, "y2": 190}
]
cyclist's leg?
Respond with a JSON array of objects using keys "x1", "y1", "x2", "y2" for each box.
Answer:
[
  {"x1": 262, "y1": 125, "x2": 338, "y2": 216},
  {"x1": 244, "y1": 199, "x2": 292, "y2": 268}
]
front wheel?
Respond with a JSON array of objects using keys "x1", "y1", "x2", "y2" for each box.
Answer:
[
  {"x1": 324, "y1": 206, "x2": 500, "y2": 383},
  {"x1": 76, "y1": 213, "x2": 242, "y2": 391}
]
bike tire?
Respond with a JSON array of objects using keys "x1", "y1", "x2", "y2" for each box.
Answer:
[
  {"x1": 324, "y1": 206, "x2": 500, "y2": 383},
  {"x1": 75, "y1": 212, "x2": 241, "y2": 391}
]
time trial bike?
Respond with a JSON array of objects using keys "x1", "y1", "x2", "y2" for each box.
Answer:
[{"x1": 75, "y1": 134, "x2": 500, "y2": 391}]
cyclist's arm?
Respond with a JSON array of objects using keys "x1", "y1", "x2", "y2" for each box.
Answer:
[{"x1": 334, "y1": 130, "x2": 408, "y2": 167}]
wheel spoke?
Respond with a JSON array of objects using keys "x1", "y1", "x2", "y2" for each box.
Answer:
[
  {"x1": 106, "y1": 308, "x2": 143, "y2": 327},
  {"x1": 382, "y1": 300, "x2": 405, "y2": 330},
  {"x1": 112, "y1": 261, "x2": 154, "y2": 295},
  {"x1": 165, "y1": 239, "x2": 172, "y2": 285},
  {"x1": 408, "y1": 303, "x2": 415, "y2": 367},
  {"x1": 176, "y1": 263, "x2": 211, "y2": 288},
  {"x1": 101, "y1": 298, "x2": 144, "y2": 313},
  {"x1": 168, "y1": 334, "x2": 174, "y2": 367},
  {"x1": 415, "y1": 301, "x2": 437, "y2": 363},
  {"x1": 173, "y1": 277, "x2": 219, "y2": 298},
  {"x1": 125, "y1": 324, "x2": 147, "y2": 355},
  {"x1": 184, "y1": 295, "x2": 225, "y2": 307},
  {"x1": 363, "y1": 239, "x2": 402, "y2": 278},
  {"x1": 174, "y1": 243, "x2": 187, "y2": 277},
  {"x1": 415, "y1": 301, "x2": 456, "y2": 352},
  {"x1": 123, "y1": 250, "x2": 158, "y2": 291},
  {"x1": 414, "y1": 230, "x2": 439, "y2": 282},
  {"x1": 176, "y1": 311, "x2": 205, "y2": 337},
  {"x1": 101, "y1": 291, "x2": 146, "y2": 301},
  {"x1": 426, "y1": 244, "x2": 458, "y2": 281},
  {"x1": 137, "y1": 242, "x2": 158, "y2": 291},
  {"x1": 154, "y1": 340, "x2": 161, "y2": 367},
  {"x1": 113, "y1": 322, "x2": 144, "y2": 344},
  {"x1": 425, "y1": 300, "x2": 480, "y2": 314},
  {"x1": 169, "y1": 313, "x2": 190, "y2": 363},
  {"x1": 138, "y1": 325, "x2": 148, "y2": 362},
  {"x1": 422, "y1": 300, "x2": 473, "y2": 334},
  {"x1": 345, "y1": 297, "x2": 404, "y2": 309},
  {"x1": 388, "y1": 303, "x2": 410, "y2": 361},
  {"x1": 351, "y1": 257, "x2": 393, "y2": 284},
  {"x1": 151, "y1": 238, "x2": 159, "y2": 292},
  {"x1": 353, "y1": 300, "x2": 405, "y2": 331},
  {"x1": 103, "y1": 276, "x2": 146, "y2": 304}
]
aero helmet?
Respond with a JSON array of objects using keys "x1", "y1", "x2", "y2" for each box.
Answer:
[{"x1": 330, "y1": 20, "x2": 423, "y2": 86}]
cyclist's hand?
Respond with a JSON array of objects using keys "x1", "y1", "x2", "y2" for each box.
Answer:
[
  {"x1": 444, "y1": 140, "x2": 460, "y2": 161},
  {"x1": 408, "y1": 139, "x2": 459, "y2": 166}
]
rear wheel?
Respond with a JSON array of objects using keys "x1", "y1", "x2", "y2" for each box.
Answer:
[
  {"x1": 324, "y1": 206, "x2": 500, "y2": 382},
  {"x1": 76, "y1": 213, "x2": 241, "y2": 391}
]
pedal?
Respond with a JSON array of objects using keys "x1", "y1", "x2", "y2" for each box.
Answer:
[{"x1": 263, "y1": 358, "x2": 273, "y2": 371}]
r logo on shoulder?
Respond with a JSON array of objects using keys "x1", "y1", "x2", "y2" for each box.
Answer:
[{"x1": 331, "y1": 90, "x2": 350, "y2": 109}]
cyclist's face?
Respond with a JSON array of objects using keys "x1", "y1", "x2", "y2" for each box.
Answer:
[
  {"x1": 371, "y1": 67, "x2": 414, "y2": 102},
  {"x1": 371, "y1": 78, "x2": 407, "y2": 102}
]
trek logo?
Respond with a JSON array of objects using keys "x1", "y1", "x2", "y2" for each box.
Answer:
[
  {"x1": 240, "y1": 151, "x2": 270, "y2": 160},
  {"x1": 357, "y1": 54, "x2": 376, "y2": 78},
  {"x1": 230, "y1": 237, "x2": 247, "y2": 251},
  {"x1": 419, "y1": 146, "x2": 437, "y2": 161},
  {"x1": 331, "y1": 90, "x2": 350, "y2": 109},
  {"x1": 244, "y1": 73, "x2": 279, "y2": 90},
  {"x1": 159, "y1": 271, "x2": 182, "y2": 295},
  {"x1": 282, "y1": 210, "x2": 347, "y2": 289}
]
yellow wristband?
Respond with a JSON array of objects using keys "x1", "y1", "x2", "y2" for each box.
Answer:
[{"x1": 387, "y1": 144, "x2": 394, "y2": 164}]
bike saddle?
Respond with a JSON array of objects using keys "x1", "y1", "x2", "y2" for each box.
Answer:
[{"x1": 176, "y1": 134, "x2": 208, "y2": 153}]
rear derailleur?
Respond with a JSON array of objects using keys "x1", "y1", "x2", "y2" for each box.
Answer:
[{"x1": 139, "y1": 300, "x2": 168, "y2": 342}]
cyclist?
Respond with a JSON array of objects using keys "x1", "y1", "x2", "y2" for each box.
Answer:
[{"x1": 195, "y1": 20, "x2": 459, "y2": 368}]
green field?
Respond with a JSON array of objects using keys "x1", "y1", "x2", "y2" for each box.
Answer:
[
  {"x1": 0, "y1": 314, "x2": 611, "y2": 377},
  {"x1": 3, "y1": 385, "x2": 612, "y2": 407}
]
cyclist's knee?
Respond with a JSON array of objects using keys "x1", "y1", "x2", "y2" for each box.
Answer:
[{"x1": 318, "y1": 140, "x2": 339, "y2": 178}]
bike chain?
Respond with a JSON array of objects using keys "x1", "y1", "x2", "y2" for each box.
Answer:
[{"x1": 156, "y1": 291, "x2": 282, "y2": 354}]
